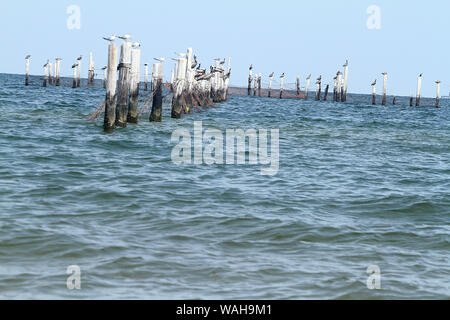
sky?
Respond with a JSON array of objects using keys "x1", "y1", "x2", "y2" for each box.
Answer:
[{"x1": 0, "y1": 0, "x2": 449, "y2": 97}]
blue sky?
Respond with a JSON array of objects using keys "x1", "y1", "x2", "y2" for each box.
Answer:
[{"x1": 1, "y1": 0, "x2": 449, "y2": 97}]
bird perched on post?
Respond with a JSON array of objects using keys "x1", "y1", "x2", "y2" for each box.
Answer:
[
  {"x1": 280, "y1": 73, "x2": 285, "y2": 78},
  {"x1": 132, "y1": 42, "x2": 141, "y2": 49},
  {"x1": 419, "y1": 73, "x2": 423, "y2": 78},
  {"x1": 196, "y1": 63, "x2": 202, "y2": 71},
  {"x1": 191, "y1": 55, "x2": 198, "y2": 69},
  {"x1": 381, "y1": 72, "x2": 387, "y2": 76},
  {"x1": 43, "y1": 61, "x2": 49, "y2": 67},
  {"x1": 371, "y1": 79, "x2": 377, "y2": 86},
  {"x1": 55, "y1": 57, "x2": 62, "y2": 61},
  {"x1": 77, "y1": 55, "x2": 82, "y2": 61},
  {"x1": 103, "y1": 35, "x2": 116, "y2": 42},
  {"x1": 343, "y1": 59, "x2": 349, "y2": 67},
  {"x1": 220, "y1": 59, "x2": 225, "y2": 66},
  {"x1": 269, "y1": 72, "x2": 274, "y2": 78},
  {"x1": 306, "y1": 74, "x2": 311, "y2": 80},
  {"x1": 25, "y1": 55, "x2": 31, "y2": 59},
  {"x1": 154, "y1": 57, "x2": 166, "y2": 63},
  {"x1": 119, "y1": 34, "x2": 132, "y2": 41},
  {"x1": 101, "y1": 66, "x2": 107, "y2": 70},
  {"x1": 71, "y1": 64, "x2": 78, "y2": 69}
]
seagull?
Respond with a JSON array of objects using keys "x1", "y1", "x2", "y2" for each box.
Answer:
[
  {"x1": 280, "y1": 73, "x2": 285, "y2": 78},
  {"x1": 269, "y1": 72, "x2": 274, "y2": 78},
  {"x1": 249, "y1": 64, "x2": 253, "y2": 71},
  {"x1": 103, "y1": 35, "x2": 116, "y2": 42},
  {"x1": 77, "y1": 55, "x2": 82, "y2": 61},
  {"x1": 101, "y1": 66, "x2": 107, "y2": 70},
  {"x1": 220, "y1": 59, "x2": 225, "y2": 65},
  {"x1": 435, "y1": 80, "x2": 441, "y2": 84},
  {"x1": 371, "y1": 80, "x2": 377, "y2": 86},
  {"x1": 71, "y1": 64, "x2": 78, "y2": 69},
  {"x1": 419, "y1": 73, "x2": 423, "y2": 77},
  {"x1": 381, "y1": 72, "x2": 388, "y2": 76},
  {"x1": 154, "y1": 57, "x2": 166, "y2": 63},
  {"x1": 306, "y1": 74, "x2": 311, "y2": 80},
  {"x1": 174, "y1": 52, "x2": 186, "y2": 58},
  {"x1": 132, "y1": 42, "x2": 141, "y2": 48},
  {"x1": 343, "y1": 59, "x2": 349, "y2": 67},
  {"x1": 43, "y1": 61, "x2": 49, "y2": 67},
  {"x1": 119, "y1": 34, "x2": 132, "y2": 41},
  {"x1": 25, "y1": 55, "x2": 31, "y2": 59}
]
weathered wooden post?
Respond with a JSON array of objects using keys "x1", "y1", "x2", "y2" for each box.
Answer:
[
  {"x1": 223, "y1": 57, "x2": 231, "y2": 101},
  {"x1": 268, "y1": 72, "x2": 274, "y2": 98},
  {"x1": 43, "y1": 62, "x2": 48, "y2": 87},
  {"x1": 127, "y1": 44, "x2": 141, "y2": 124},
  {"x1": 382, "y1": 72, "x2": 387, "y2": 106},
  {"x1": 104, "y1": 43, "x2": 119, "y2": 132},
  {"x1": 88, "y1": 52, "x2": 95, "y2": 86},
  {"x1": 324, "y1": 84, "x2": 329, "y2": 101},
  {"x1": 336, "y1": 72, "x2": 343, "y2": 102},
  {"x1": 55, "y1": 58, "x2": 62, "y2": 86},
  {"x1": 305, "y1": 74, "x2": 311, "y2": 100},
  {"x1": 184, "y1": 48, "x2": 195, "y2": 111},
  {"x1": 144, "y1": 64, "x2": 149, "y2": 91},
  {"x1": 48, "y1": 62, "x2": 53, "y2": 85},
  {"x1": 150, "y1": 62, "x2": 164, "y2": 122},
  {"x1": 371, "y1": 80, "x2": 377, "y2": 105},
  {"x1": 315, "y1": 76, "x2": 322, "y2": 101},
  {"x1": 296, "y1": 76, "x2": 300, "y2": 96},
  {"x1": 258, "y1": 73, "x2": 262, "y2": 97},
  {"x1": 435, "y1": 80, "x2": 441, "y2": 108},
  {"x1": 76, "y1": 56, "x2": 82, "y2": 87},
  {"x1": 172, "y1": 58, "x2": 187, "y2": 118},
  {"x1": 248, "y1": 65, "x2": 253, "y2": 95},
  {"x1": 72, "y1": 64, "x2": 78, "y2": 88},
  {"x1": 342, "y1": 60, "x2": 349, "y2": 102},
  {"x1": 116, "y1": 42, "x2": 132, "y2": 127},
  {"x1": 102, "y1": 66, "x2": 107, "y2": 89},
  {"x1": 393, "y1": 95, "x2": 396, "y2": 105},
  {"x1": 416, "y1": 73, "x2": 423, "y2": 107},
  {"x1": 333, "y1": 76, "x2": 338, "y2": 102},
  {"x1": 253, "y1": 75, "x2": 257, "y2": 96},
  {"x1": 410, "y1": 92, "x2": 413, "y2": 107},
  {"x1": 279, "y1": 73, "x2": 285, "y2": 99},
  {"x1": 25, "y1": 55, "x2": 31, "y2": 86}
]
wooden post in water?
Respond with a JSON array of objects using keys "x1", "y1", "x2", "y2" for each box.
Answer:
[
  {"x1": 144, "y1": 64, "x2": 149, "y2": 91},
  {"x1": 381, "y1": 72, "x2": 387, "y2": 106},
  {"x1": 296, "y1": 76, "x2": 300, "y2": 96},
  {"x1": 393, "y1": 95, "x2": 396, "y2": 105},
  {"x1": 172, "y1": 58, "x2": 187, "y2": 118},
  {"x1": 371, "y1": 80, "x2": 377, "y2": 105},
  {"x1": 324, "y1": 84, "x2": 329, "y2": 101},
  {"x1": 72, "y1": 64, "x2": 78, "y2": 88},
  {"x1": 102, "y1": 66, "x2": 107, "y2": 89},
  {"x1": 268, "y1": 72, "x2": 274, "y2": 98},
  {"x1": 88, "y1": 52, "x2": 95, "y2": 86},
  {"x1": 25, "y1": 55, "x2": 31, "y2": 86},
  {"x1": 409, "y1": 92, "x2": 414, "y2": 107},
  {"x1": 55, "y1": 58, "x2": 62, "y2": 86},
  {"x1": 248, "y1": 65, "x2": 253, "y2": 95},
  {"x1": 43, "y1": 62, "x2": 48, "y2": 87},
  {"x1": 127, "y1": 44, "x2": 141, "y2": 124},
  {"x1": 305, "y1": 74, "x2": 311, "y2": 100},
  {"x1": 253, "y1": 75, "x2": 257, "y2": 96},
  {"x1": 76, "y1": 56, "x2": 82, "y2": 87},
  {"x1": 435, "y1": 80, "x2": 441, "y2": 108},
  {"x1": 104, "y1": 43, "x2": 119, "y2": 132},
  {"x1": 336, "y1": 72, "x2": 343, "y2": 102},
  {"x1": 223, "y1": 57, "x2": 231, "y2": 101},
  {"x1": 315, "y1": 76, "x2": 322, "y2": 101},
  {"x1": 342, "y1": 60, "x2": 349, "y2": 102},
  {"x1": 258, "y1": 73, "x2": 262, "y2": 97},
  {"x1": 116, "y1": 42, "x2": 132, "y2": 127},
  {"x1": 48, "y1": 62, "x2": 53, "y2": 85},
  {"x1": 279, "y1": 73, "x2": 285, "y2": 99},
  {"x1": 150, "y1": 62, "x2": 164, "y2": 122},
  {"x1": 333, "y1": 76, "x2": 338, "y2": 102},
  {"x1": 416, "y1": 73, "x2": 423, "y2": 107}
]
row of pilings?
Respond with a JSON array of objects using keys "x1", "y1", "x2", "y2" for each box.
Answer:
[{"x1": 246, "y1": 60, "x2": 442, "y2": 108}]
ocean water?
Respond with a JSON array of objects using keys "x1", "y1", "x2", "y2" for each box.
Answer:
[{"x1": 0, "y1": 73, "x2": 448, "y2": 300}]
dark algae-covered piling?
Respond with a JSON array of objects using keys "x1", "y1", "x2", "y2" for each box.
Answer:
[{"x1": 116, "y1": 41, "x2": 132, "y2": 127}]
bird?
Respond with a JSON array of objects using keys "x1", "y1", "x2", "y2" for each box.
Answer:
[
  {"x1": 269, "y1": 72, "x2": 274, "y2": 78},
  {"x1": 132, "y1": 42, "x2": 141, "y2": 48},
  {"x1": 196, "y1": 63, "x2": 202, "y2": 70},
  {"x1": 154, "y1": 57, "x2": 166, "y2": 63},
  {"x1": 280, "y1": 73, "x2": 285, "y2": 78},
  {"x1": 191, "y1": 55, "x2": 198, "y2": 69},
  {"x1": 371, "y1": 80, "x2": 377, "y2": 86},
  {"x1": 43, "y1": 61, "x2": 49, "y2": 67},
  {"x1": 101, "y1": 66, "x2": 107, "y2": 70},
  {"x1": 71, "y1": 64, "x2": 78, "y2": 69},
  {"x1": 249, "y1": 64, "x2": 253, "y2": 71},
  {"x1": 118, "y1": 34, "x2": 132, "y2": 41},
  {"x1": 343, "y1": 59, "x2": 349, "y2": 67},
  {"x1": 25, "y1": 55, "x2": 31, "y2": 59},
  {"x1": 317, "y1": 75, "x2": 322, "y2": 81},
  {"x1": 77, "y1": 55, "x2": 82, "y2": 61},
  {"x1": 381, "y1": 72, "x2": 387, "y2": 76},
  {"x1": 55, "y1": 57, "x2": 62, "y2": 61},
  {"x1": 174, "y1": 52, "x2": 186, "y2": 58},
  {"x1": 220, "y1": 59, "x2": 225, "y2": 65},
  {"x1": 435, "y1": 80, "x2": 441, "y2": 84},
  {"x1": 103, "y1": 35, "x2": 116, "y2": 42},
  {"x1": 419, "y1": 73, "x2": 423, "y2": 77},
  {"x1": 306, "y1": 74, "x2": 311, "y2": 80}
]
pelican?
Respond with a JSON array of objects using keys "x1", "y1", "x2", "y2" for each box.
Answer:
[
  {"x1": 103, "y1": 35, "x2": 116, "y2": 42},
  {"x1": 154, "y1": 57, "x2": 166, "y2": 63},
  {"x1": 25, "y1": 55, "x2": 31, "y2": 59},
  {"x1": 119, "y1": 34, "x2": 132, "y2": 41},
  {"x1": 191, "y1": 55, "x2": 198, "y2": 69},
  {"x1": 269, "y1": 72, "x2": 274, "y2": 78},
  {"x1": 196, "y1": 63, "x2": 202, "y2": 70},
  {"x1": 132, "y1": 42, "x2": 141, "y2": 49},
  {"x1": 371, "y1": 80, "x2": 377, "y2": 86}
]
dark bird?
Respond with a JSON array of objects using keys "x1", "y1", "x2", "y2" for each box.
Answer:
[
  {"x1": 101, "y1": 66, "x2": 107, "y2": 70},
  {"x1": 220, "y1": 59, "x2": 225, "y2": 65},
  {"x1": 77, "y1": 56, "x2": 82, "y2": 61},
  {"x1": 381, "y1": 72, "x2": 387, "y2": 76},
  {"x1": 71, "y1": 64, "x2": 78, "y2": 69},
  {"x1": 191, "y1": 55, "x2": 198, "y2": 69},
  {"x1": 25, "y1": 55, "x2": 31, "y2": 59},
  {"x1": 306, "y1": 74, "x2": 311, "y2": 80},
  {"x1": 249, "y1": 64, "x2": 253, "y2": 71},
  {"x1": 343, "y1": 59, "x2": 349, "y2": 67},
  {"x1": 419, "y1": 73, "x2": 423, "y2": 77},
  {"x1": 196, "y1": 63, "x2": 202, "y2": 70},
  {"x1": 269, "y1": 72, "x2": 274, "y2": 78},
  {"x1": 280, "y1": 73, "x2": 285, "y2": 78},
  {"x1": 371, "y1": 80, "x2": 377, "y2": 86}
]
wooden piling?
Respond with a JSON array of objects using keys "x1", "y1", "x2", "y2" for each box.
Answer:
[
  {"x1": 172, "y1": 58, "x2": 187, "y2": 119},
  {"x1": 127, "y1": 45, "x2": 141, "y2": 124},
  {"x1": 435, "y1": 80, "x2": 441, "y2": 108},
  {"x1": 324, "y1": 84, "x2": 329, "y2": 101},
  {"x1": 88, "y1": 52, "x2": 95, "y2": 86},
  {"x1": 25, "y1": 55, "x2": 31, "y2": 86},
  {"x1": 268, "y1": 73, "x2": 274, "y2": 98},
  {"x1": 43, "y1": 62, "x2": 48, "y2": 87},
  {"x1": 72, "y1": 64, "x2": 77, "y2": 88},
  {"x1": 416, "y1": 74, "x2": 423, "y2": 107},
  {"x1": 150, "y1": 62, "x2": 164, "y2": 122},
  {"x1": 296, "y1": 76, "x2": 300, "y2": 96},
  {"x1": 305, "y1": 74, "x2": 311, "y2": 100},
  {"x1": 410, "y1": 92, "x2": 414, "y2": 107},
  {"x1": 55, "y1": 58, "x2": 62, "y2": 86},
  {"x1": 248, "y1": 65, "x2": 253, "y2": 95},
  {"x1": 116, "y1": 42, "x2": 132, "y2": 127},
  {"x1": 382, "y1": 72, "x2": 387, "y2": 106},
  {"x1": 342, "y1": 60, "x2": 349, "y2": 102},
  {"x1": 279, "y1": 73, "x2": 285, "y2": 99},
  {"x1": 258, "y1": 73, "x2": 262, "y2": 97},
  {"x1": 333, "y1": 76, "x2": 338, "y2": 102},
  {"x1": 371, "y1": 80, "x2": 377, "y2": 105},
  {"x1": 77, "y1": 56, "x2": 82, "y2": 87},
  {"x1": 104, "y1": 44, "x2": 119, "y2": 132},
  {"x1": 48, "y1": 63, "x2": 53, "y2": 85},
  {"x1": 253, "y1": 75, "x2": 257, "y2": 96},
  {"x1": 102, "y1": 66, "x2": 107, "y2": 89},
  {"x1": 393, "y1": 95, "x2": 396, "y2": 105},
  {"x1": 315, "y1": 76, "x2": 322, "y2": 101},
  {"x1": 144, "y1": 64, "x2": 149, "y2": 91},
  {"x1": 336, "y1": 72, "x2": 342, "y2": 102}
]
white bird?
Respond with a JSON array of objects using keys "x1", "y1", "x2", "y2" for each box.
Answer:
[
  {"x1": 118, "y1": 34, "x2": 132, "y2": 41},
  {"x1": 154, "y1": 57, "x2": 166, "y2": 63},
  {"x1": 103, "y1": 35, "x2": 117, "y2": 42},
  {"x1": 174, "y1": 52, "x2": 186, "y2": 58},
  {"x1": 132, "y1": 42, "x2": 141, "y2": 48}
]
